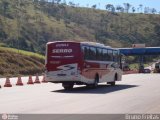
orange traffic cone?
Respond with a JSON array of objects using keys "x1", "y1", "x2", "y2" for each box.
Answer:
[
  {"x1": 34, "y1": 74, "x2": 41, "y2": 84},
  {"x1": 42, "y1": 75, "x2": 48, "y2": 83},
  {"x1": 4, "y1": 77, "x2": 12, "y2": 87},
  {"x1": 16, "y1": 76, "x2": 23, "y2": 86},
  {"x1": 27, "y1": 75, "x2": 34, "y2": 85}
]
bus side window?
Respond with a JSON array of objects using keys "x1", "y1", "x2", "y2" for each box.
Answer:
[
  {"x1": 113, "y1": 50, "x2": 118, "y2": 62},
  {"x1": 96, "y1": 48, "x2": 102, "y2": 61},
  {"x1": 108, "y1": 49, "x2": 113, "y2": 61},
  {"x1": 89, "y1": 47, "x2": 96, "y2": 60},
  {"x1": 82, "y1": 46, "x2": 89, "y2": 60},
  {"x1": 103, "y1": 49, "x2": 108, "y2": 61}
]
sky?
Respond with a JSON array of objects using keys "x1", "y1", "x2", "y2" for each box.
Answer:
[{"x1": 65, "y1": 0, "x2": 160, "y2": 12}]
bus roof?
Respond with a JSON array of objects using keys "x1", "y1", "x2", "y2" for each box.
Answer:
[
  {"x1": 46, "y1": 41, "x2": 118, "y2": 50},
  {"x1": 80, "y1": 42, "x2": 111, "y2": 48},
  {"x1": 47, "y1": 41, "x2": 79, "y2": 45}
]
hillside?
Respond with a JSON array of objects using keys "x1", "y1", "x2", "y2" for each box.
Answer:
[
  {"x1": 0, "y1": 46, "x2": 45, "y2": 77},
  {"x1": 0, "y1": 0, "x2": 160, "y2": 54}
]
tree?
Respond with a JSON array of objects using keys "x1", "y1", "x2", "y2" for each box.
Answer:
[
  {"x1": 139, "y1": 4, "x2": 143, "y2": 13},
  {"x1": 1, "y1": 0, "x2": 10, "y2": 42},
  {"x1": 144, "y1": 7, "x2": 149, "y2": 14},
  {"x1": 132, "y1": 7, "x2": 136, "y2": 13},
  {"x1": 154, "y1": 24, "x2": 160, "y2": 41},
  {"x1": 39, "y1": 0, "x2": 46, "y2": 13},
  {"x1": 151, "y1": 8, "x2": 157, "y2": 14},
  {"x1": 51, "y1": 0, "x2": 55, "y2": 5},
  {"x1": 105, "y1": 4, "x2": 115, "y2": 13},
  {"x1": 39, "y1": 0, "x2": 46, "y2": 5},
  {"x1": 116, "y1": 5, "x2": 122, "y2": 12},
  {"x1": 33, "y1": 0, "x2": 39, "y2": 3},
  {"x1": 62, "y1": 0, "x2": 66, "y2": 5},
  {"x1": 55, "y1": 0, "x2": 61, "y2": 4},
  {"x1": 119, "y1": 7, "x2": 124, "y2": 12},
  {"x1": 2, "y1": 0, "x2": 9, "y2": 17},
  {"x1": 69, "y1": 1, "x2": 75, "y2": 7},
  {"x1": 92, "y1": 4, "x2": 97, "y2": 9},
  {"x1": 123, "y1": 3, "x2": 131, "y2": 13}
]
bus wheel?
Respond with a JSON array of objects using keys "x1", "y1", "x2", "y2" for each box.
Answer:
[
  {"x1": 62, "y1": 83, "x2": 74, "y2": 90},
  {"x1": 111, "y1": 82, "x2": 115, "y2": 86},
  {"x1": 107, "y1": 81, "x2": 115, "y2": 86},
  {"x1": 86, "y1": 84, "x2": 92, "y2": 88},
  {"x1": 94, "y1": 78, "x2": 98, "y2": 87},
  {"x1": 86, "y1": 75, "x2": 99, "y2": 88},
  {"x1": 92, "y1": 75, "x2": 99, "y2": 88},
  {"x1": 86, "y1": 80, "x2": 98, "y2": 88}
]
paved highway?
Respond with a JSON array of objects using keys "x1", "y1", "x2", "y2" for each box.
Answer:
[{"x1": 0, "y1": 74, "x2": 160, "y2": 114}]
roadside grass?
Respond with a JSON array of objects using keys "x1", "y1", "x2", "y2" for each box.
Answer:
[
  {"x1": 0, "y1": 47, "x2": 45, "y2": 78},
  {"x1": 0, "y1": 47, "x2": 45, "y2": 59},
  {"x1": 129, "y1": 63, "x2": 150, "y2": 70}
]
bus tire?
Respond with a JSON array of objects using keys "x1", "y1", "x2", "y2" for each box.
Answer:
[
  {"x1": 107, "y1": 81, "x2": 115, "y2": 86},
  {"x1": 86, "y1": 84, "x2": 92, "y2": 88},
  {"x1": 86, "y1": 75, "x2": 99, "y2": 88},
  {"x1": 62, "y1": 83, "x2": 74, "y2": 90},
  {"x1": 92, "y1": 74, "x2": 99, "y2": 88},
  {"x1": 110, "y1": 81, "x2": 115, "y2": 86}
]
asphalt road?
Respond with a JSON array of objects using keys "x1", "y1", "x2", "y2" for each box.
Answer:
[{"x1": 0, "y1": 74, "x2": 160, "y2": 114}]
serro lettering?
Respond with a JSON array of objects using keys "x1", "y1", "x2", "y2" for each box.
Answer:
[{"x1": 52, "y1": 49, "x2": 73, "y2": 53}]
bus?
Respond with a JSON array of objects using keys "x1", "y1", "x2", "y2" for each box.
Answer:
[{"x1": 45, "y1": 41, "x2": 123, "y2": 90}]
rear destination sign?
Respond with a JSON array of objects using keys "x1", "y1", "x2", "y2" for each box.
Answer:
[{"x1": 52, "y1": 49, "x2": 73, "y2": 53}]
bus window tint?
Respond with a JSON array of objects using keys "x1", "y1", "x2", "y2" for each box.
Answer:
[
  {"x1": 108, "y1": 49, "x2": 113, "y2": 61},
  {"x1": 82, "y1": 46, "x2": 90, "y2": 60},
  {"x1": 89, "y1": 47, "x2": 96, "y2": 60},
  {"x1": 96, "y1": 48, "x2": 102, "y2": 61},
  {"x1": 103, "y1": 49, "x2": 108, "y2": 61},
  {"x1": 113, "y1": 50, "x2": 119, "y2": 62},
  {"x1": 82, "y1": 46, "x2": 115, "y2": 61}
]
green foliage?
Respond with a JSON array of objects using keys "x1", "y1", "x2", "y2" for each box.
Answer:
[
  {"x1": 0, "y1": 47, "x2": 45, "y2": 59},
  {"x1": 0, "y1": 42, "x2": 7, "y2": 47},
  {"x1": 0, "y1": 0, "x2": 160, "y2": 52},
  {"x1": 129, "y1": 63, "x2": 149, "y2": 70}
]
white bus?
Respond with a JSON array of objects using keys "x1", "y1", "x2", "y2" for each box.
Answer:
[{"x1": 45, "y1": 41, "x2": 123, "y2": 90}]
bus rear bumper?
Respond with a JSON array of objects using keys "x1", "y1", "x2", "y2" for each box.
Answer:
[{"x1": 46, "y1": 75, "x2": 83, "y2": 84}]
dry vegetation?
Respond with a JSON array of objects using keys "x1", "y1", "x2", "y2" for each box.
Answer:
[{"x1": 0, "y1": 47, "x2": 45, "y2": 77}]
